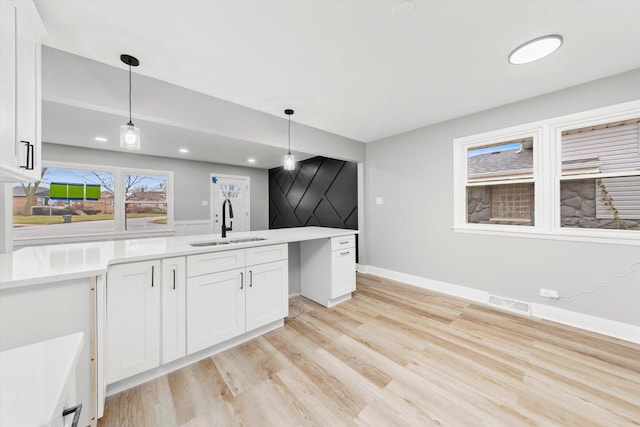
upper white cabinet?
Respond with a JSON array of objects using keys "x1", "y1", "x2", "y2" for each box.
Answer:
[
  {"x1": 0, "y1": 0, "x2": 45, "y2": 182},
  {"x1": 106, "y1": 260, "x2": 161, "y2": 384},
  {"x1": 301, "y1": 235, "x2": 357, "y2": 307}
]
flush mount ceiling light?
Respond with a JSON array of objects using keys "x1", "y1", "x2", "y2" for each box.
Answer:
[
  {"x1": 119, "y1": 54, "x2": 141, "y2": 150},
  {"x1": 179, "y1": 148, "x2": 189, "y2": 153},
  {"x1": 392, "y1": 0, "x2": 415, "y2": 18},
  {"x1": 94, "y1": 136, "x2": 108, "y2": 142},
  {"x1": 509, "y1": 35, "x2": 563, "y2": 65},
  {"x1": 283, "y1": 109, "x2": 295, "y2": 171},
  {"x1": 247, "y1": 158, "x2": 256, "y2": 163}
]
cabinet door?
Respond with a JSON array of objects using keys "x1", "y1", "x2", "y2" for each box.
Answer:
[
  {"x1": 0, "y1": 1, "x2": 18, "y2": 180},
  {"x1": 106, "y1": 261, "x2": 160, "y2": 384},
  {"x1": 187, "y1": 268, "x2": 245, "y2": 354},
  {"x1": 14, "y1": 3, "x2": 40, "y2": 181},
  {"x1": 246, "y1": 260, "x2": 288, "y2": 332},
  {"x1": 161, "y1": 257, "x2": 186, "y2": 364},
  {"x1": 331, "y1": 248, "x2": 356, "y2": 299}
]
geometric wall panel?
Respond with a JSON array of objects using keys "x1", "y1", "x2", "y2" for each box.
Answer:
[{"x1": 269, "y1": 156, "x2": 358, "y2": 231}]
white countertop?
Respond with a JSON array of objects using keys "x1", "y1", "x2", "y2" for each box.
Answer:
[
  {"x1": 0, "y1": 227, "x2": 358, "y2": 290},
  {"x1": 0, "y1": 333, "x2": 84, "y2": 427}
]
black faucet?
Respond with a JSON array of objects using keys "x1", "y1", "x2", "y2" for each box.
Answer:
[{"x1": 221, "y1": 198, "x2": 234, "y2": 238}]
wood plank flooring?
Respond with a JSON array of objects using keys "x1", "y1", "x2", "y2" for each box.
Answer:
[{"x1": 99, "y1": 273, "x2": 640, "y2": 426}]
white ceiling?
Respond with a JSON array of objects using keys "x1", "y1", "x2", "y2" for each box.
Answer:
[{"x1": 35, "y1": 0, "x2": 640, "y2": 143}]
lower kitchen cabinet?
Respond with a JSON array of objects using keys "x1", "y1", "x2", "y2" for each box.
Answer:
[
  {"x1": 187, "y1": 259, "x2": 289, "y2": 355},
  {"x1": 161, "y1": 257, "x2": 186, "y2": 364},
  {"x1": 186, "y1": 268, "x2": 246, "y2": 355},
  {"x1": 301, "y1": 234, "x2": 357, "y2": 307},
  {"x1": 245, "y1": 259, "x2": 288, "y2": 331},
  {"x1": 106, "y1": 260, "x2": 160, "y2": 384}
]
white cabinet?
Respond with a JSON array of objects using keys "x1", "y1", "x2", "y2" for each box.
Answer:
[
  {"x1": 187, "y1": 268, "x2": 246, "y2": 354},
  {"x1": 301, "y1": 234, "x2": 357, "y2": 307},
  {"x1": 186, "y1": 244, "x2": 288, "y2": 355},
  {"x1": 0, "y1": 0, "x2": 45, "y2": 182},
  {"x1": 245, "y1": 259, "x2": 288, "y2": 331},
  {"x1": 106, "y1": 261, "x2": 160, "y2": 384},
  {"x1": 331, "y1": 247, "x2": 356, "y2": 298},
  {"x1": 161, "y1": 257, "x2": 186, "y2": 364}
]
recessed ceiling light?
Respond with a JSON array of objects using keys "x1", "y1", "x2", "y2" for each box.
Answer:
[
  {"x1": 94, "y1": 136, "x2": 108, "y2": 142},
  {"x1": 179, "y1": 148, "x2": 189, "y2": 153},
  {"x1": 247, "y1": 158, "x2": 256, "y2": 163},
  {"x1": 509, "y1": 35, "x2": 563, "y2": 65}
]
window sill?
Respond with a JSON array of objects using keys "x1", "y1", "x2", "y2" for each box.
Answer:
[
  {"x1": 453, "y1": 225, "x2": 640, "y2": 246},
  {"x1": 13, "y1": 229, "x2": 176, "y2": 249}
]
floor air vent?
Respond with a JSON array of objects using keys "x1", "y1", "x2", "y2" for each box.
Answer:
[{"x1": 488, "y1": 295, "x2": 531, "y2": 316}]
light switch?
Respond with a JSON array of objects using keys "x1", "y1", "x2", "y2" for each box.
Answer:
[
  {"x1": 202, "y1": 200, "x2": 208, "y2": 206},
  {"x1": 375, "y1": 197, "x2": 383, "y2": 205}
]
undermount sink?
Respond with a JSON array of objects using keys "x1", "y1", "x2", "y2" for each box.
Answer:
[
  {"x1": 188, "y1": 237, "x2": 267, "y2": 247},
  {"x1": 229, "y1": 237, "x2": 267, "y2": 243},
  {"x1": 189, "y1": 241, "x2": 232, "y2": 247}
]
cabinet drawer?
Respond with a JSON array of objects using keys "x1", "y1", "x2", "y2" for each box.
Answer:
[
  {"x1": 187, "y1": 249, "x2": 246, "y2": 277},
  {"x1": 246, "y1": 244, "x2": 288, "y2": 266},
  {"x1": 331, "y1": 235, "x2": 355, "y2": 251}
]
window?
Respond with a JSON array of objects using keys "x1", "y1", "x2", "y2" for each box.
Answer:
[
  {"x1": 559, "y1": 120, "x2": 640, "y2": 231},
  {"x1": 466, "y1": 138, "x2": 536, "y2": 226},
  {"x1": 13, "y1": 162, "x2": 173, "y2": 242},
  {"x1": 454, "y1": 100, "x2": 640, "y2": 244}
]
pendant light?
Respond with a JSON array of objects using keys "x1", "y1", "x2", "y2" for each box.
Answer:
[
  {"x1": 283, "y1": 109, "x2": 295, "y2": 170},
  {"x1": 119, "y1": 54, "x2": 141, "y2": 150}
]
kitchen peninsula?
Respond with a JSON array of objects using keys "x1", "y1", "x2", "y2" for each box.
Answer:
[{"x1": 0, "y1": 226, "x2": 358, "y2": 427}]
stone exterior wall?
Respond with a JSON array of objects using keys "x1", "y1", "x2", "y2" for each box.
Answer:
[
  {"x1": 467, "y1": 186, "x2": 491, "y2": 224},
  {"x1": 561, "y1": 179, "x2": 640, "y2": 230}
]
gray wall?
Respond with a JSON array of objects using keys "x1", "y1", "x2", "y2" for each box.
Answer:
[
  {"x1": 43, "y1": 143, "x2": 269, "y2": 229},
  {"x1": 363, "y1": 68, "x2": 640, "y2": 326}
]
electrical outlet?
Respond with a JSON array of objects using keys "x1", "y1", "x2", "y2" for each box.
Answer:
[{"x1": 540, "y1": 288, "x2": 560, "y2": 299}]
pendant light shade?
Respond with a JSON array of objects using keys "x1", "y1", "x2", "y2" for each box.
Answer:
[
  {"x1": 120, "y1": 54, "x2": 141, "y2": 150},
  {"x1": 283, "y1": 109, "x2": 295, "y2": 170}
]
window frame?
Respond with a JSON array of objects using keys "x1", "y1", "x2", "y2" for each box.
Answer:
[
  {"x1": 13, "y1": 161, "x2": 174, "y2": 246},
  {"x1": 453, "y1": 99, "x2": 640, "y2": 245}
]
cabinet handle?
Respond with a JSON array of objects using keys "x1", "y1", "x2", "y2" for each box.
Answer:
[
  {"x1": 249, "y1": 270, "x2": 253, "y2": 287},
  {"x1": 62, "y1": 403, "x2": 82, "y2": 427},
  {"x1": 340, "y1": 251, "x2": 351, "y2": 256},
  {"x1": 19, "y1": 141, "x2": 30, "y2": 169},
  {"x1": 172, "y1": 269, "x2": 176, "y2": 290},
  {"x1": 28, "y1": 142, "x2": 34, "y2": 170},
  {"x1": 340, "y1": 240, "x2": 349, "y2": 244},
  {"x1": 151, "y1": 265, "x2": 155, "y2": 287},
  {"x1": 240, "y1": 272, "x2": 244, "y2": 289}
]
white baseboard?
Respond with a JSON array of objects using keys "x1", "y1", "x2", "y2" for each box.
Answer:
[
  {"x1": 361, "y1": 264, "x2": 489, "y2": 304},
  {"x1": 531, "y1": 303, "x2": 639, "y2": 344},
  {"x1": 359, "y1": 264, "x2": 639, "y2": 344},
  {"x1": 288, "y1": 292, "x2": 301, "y2": 298}
]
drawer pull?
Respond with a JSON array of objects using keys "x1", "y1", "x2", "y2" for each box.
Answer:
[
  {"x1": 339, "y1": 241, "x2": 349, "y2": 244},
  {"x1": 340, "y1": 251, "x2": 351, "y2": 256},
  {"x1": 63, "y1": 403, "x2": 82, "y2": 427}
]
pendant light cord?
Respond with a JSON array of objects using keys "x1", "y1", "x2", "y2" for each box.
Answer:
[
  {"x1": 128, "y1": 64, "x2": 133, "y2": 125},
  {"x1": 287, "y1": 114, "x2": 291, "y2": 155}
]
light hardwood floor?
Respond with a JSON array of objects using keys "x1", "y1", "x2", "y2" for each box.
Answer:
[{"x1": 99, "y1": 273, "x2": 640, "y2": 426}]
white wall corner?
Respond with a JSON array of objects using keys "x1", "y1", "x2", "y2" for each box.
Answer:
[{"x1": 360, "y1": 264, "x2": 640, "y2": 345}]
